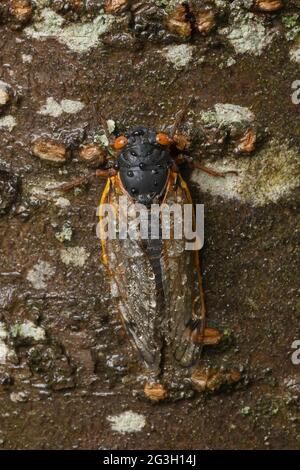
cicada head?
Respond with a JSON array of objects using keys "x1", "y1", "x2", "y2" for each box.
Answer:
[{"x1": 114, "y1": 127, "x2": 174, "y2": 206}]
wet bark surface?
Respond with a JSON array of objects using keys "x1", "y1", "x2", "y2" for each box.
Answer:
[{"x1": 0, "y1": 0, "x2": 299, "y2": 449}]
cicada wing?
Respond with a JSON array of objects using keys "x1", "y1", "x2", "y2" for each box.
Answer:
[
  {"x1": 161, "y1": 173, "x2": 205, "y2": 368},
  {"x1": 99, "y1": 178, "x2": 162, "y2": 375}
]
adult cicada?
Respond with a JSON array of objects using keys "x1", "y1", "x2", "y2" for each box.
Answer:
[{"x1": 54, "y1": 107, "x2": 235, "y2": 401}]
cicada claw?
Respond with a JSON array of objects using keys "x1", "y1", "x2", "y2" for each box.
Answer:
[{"x1": 144, "y1": 381, "x2": 168, "y2": 403}]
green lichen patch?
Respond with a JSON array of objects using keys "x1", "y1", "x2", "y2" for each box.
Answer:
[
  {"x1": 106, "y1": 119, "x2": 115, "y2": 134},
  {"x1": 162, "y1": 44, "x2": 195, "y2": 70},
  {"x1": 94, "y1": 119, "x2": 116, "y2": 152},
  {"x1": 222, "y1": 11, "x2": 277, "y2": 56},
  {"x1": 191, "y1": 140, "x2": 300, "y2": 206},
  {"x1": 54, "y1": 197, "x2": 71, "y2": 209},
  {"x1": 26, "y1": 261, "x2": 56, "y2": 290},
  {"x1": 60, "y1": 246, "x2": 90, "y2": 267},
  {"x1": 10, "y1": 391, "x2": 29, "y2": 403},
  {"x1": 289, "y1": 36, "x2": 300, "y2": 63},
  {"x1": 200, "y1": 103, "x2": 254, "y2": 127},
  {"x1": 0, "y1": 115, "x2": 17, "y2": 132},
  {"x1": 282, "y1": 14, "x2": 300, "y2": 42},
  {"x1": 154, "y1": 1, "x2": 182, "y2": 13},
  {"x1": 0, "y1": 322, "x2": 8, "y2": 340},
  {"x1": 21, "y1": 53, "x2": 33, "y2": 63},
  {"x1": 0, "y1": 323, "x2": 17, "y2": 366},
  {"x1": 10, "y1": 321, "x2": 46, "y2": 344},
  {"x1": 38, "y1": 97, "x2": 85, "y2": 117},
  {"x1": 0, "y1": 339, "x2": 9, "y2": 364},
  {"x1": 25, "y1": 8, "x2": 115, "y2": 53},
  {"x1": 55, "y1": 222, "x2": 73, "y2": 242},
  {"x1": 32, "y1": 0, "x2": 50, "y2": 8},
  {"x1": 107, "y1": 410, "x2": 146, "y2": 434},
  {"x1": 241, "y1": 405, "x2": 252, "y2": 416}
]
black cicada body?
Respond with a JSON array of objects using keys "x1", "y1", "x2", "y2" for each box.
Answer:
[{"x1": 99, "y1": 126, "x2": 220, "y2": 401}]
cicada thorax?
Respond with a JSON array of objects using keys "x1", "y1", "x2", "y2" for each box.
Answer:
[
  {"x1": 116, "y1": 127, "x2": 173, "y2": 207},
  {"x1": 99, "y1": 127, "x2": 205, "y2": 381}
]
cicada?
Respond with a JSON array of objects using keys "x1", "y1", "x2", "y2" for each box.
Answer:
[{"x1": 55, "y1": 108, "x2": 235, "y2": 401}]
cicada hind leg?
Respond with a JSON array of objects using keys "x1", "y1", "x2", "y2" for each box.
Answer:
[{"x1": 191, "y1": 365, "x2": 242, "y2": 393}]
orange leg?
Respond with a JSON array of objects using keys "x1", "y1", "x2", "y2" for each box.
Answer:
[
  {"x1": 192, "y1": 162, "x2": 238, "y2": 178},
  {"x1": 96, "y1": 168, "x2": 117, "y2": 178},
  {"x1": 170, "y1": 97, "x2": 194, "y2": 138},
  {"x1": 175, "y1": 155, "x2": 238, "y2": 178},
  {"x1": 48, "y1": 174, "x2": 93, "y2": 192},
  {"x1": 191, "y1": 365, "x2": 242, "y2": 392},
  {"x1": 47, "y1": 168, "x2": 116, "y2": 192}
]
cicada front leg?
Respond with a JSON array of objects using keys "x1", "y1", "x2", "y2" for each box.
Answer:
[
  {"x1": 191, "y1": 160, "x2": 239, "y2": 178},
  {"x1": 46, "y1": 168, "x2": 117, "y2": 192},
  {"x1": 175, "y1": 154, "x2": 239, "y2": 178},
  {"x1": 47, "y1": 173, "x2": 95, "y2": 192}
]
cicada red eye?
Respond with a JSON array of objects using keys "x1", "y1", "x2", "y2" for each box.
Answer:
[
  {"x1": 156, "y1": 133, "x2": 173, "y2": 146},
  {"x1": 113, "y1": 135, "x2": 128, "y2": 150}
]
